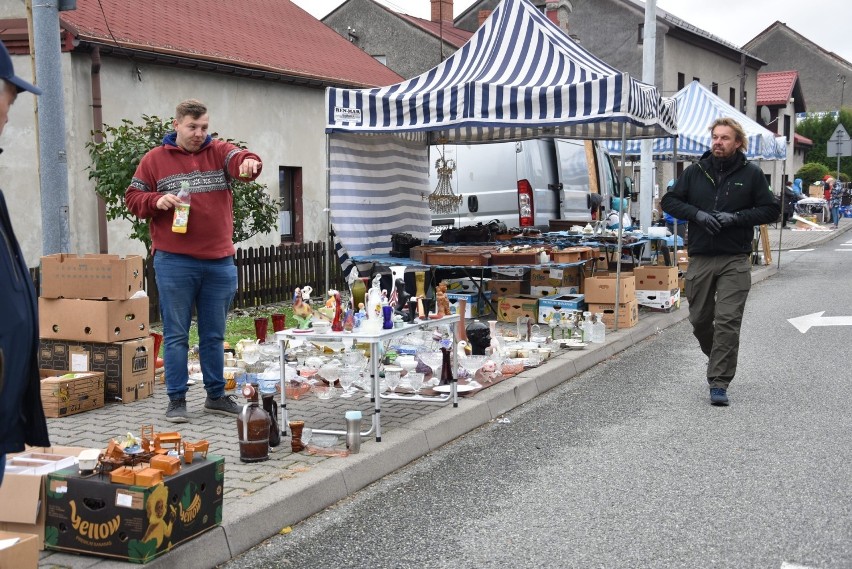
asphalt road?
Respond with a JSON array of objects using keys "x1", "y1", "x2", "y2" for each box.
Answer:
[{"x1": 224, "y1": 238, "x2": 852, "y2": 569}]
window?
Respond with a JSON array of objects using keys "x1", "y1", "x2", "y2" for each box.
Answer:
[
  {"x1": 373, "y1": 55, "x2": 387, "y2": 66},
  {"x1": 637, "y1": 23, "x2": 644, "y2": 45},
  {"x1": 278, "y1": 166, "x2": 303, "y2": 243},
  {"x1": 729, "y1": 87, "x2": 736, "y2": 107},
  {"x1": 711, "y1": 82, "x2": 718, "y2": 95},
  {"x1": 784, "y1": 115, "x2": 791, "y2": 141},
  {"x1": 677, "y1": 72, "x2": 685, "y2": 90},
  {"x1": 742, "y1": 90, "x2": 747, "y2": 111},
  {"x1": 692, "y1": 76, "x2": 700, "y2": 84}
]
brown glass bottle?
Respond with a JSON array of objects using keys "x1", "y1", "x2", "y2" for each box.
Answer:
[
  {"x1": 237, "y1": 384, "x2": 270, "y2": 462},
  {"x1": 439, "y1": 346, "x2": 454, "y2": 386}
]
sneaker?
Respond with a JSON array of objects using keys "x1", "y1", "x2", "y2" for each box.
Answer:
[
  {"x1": 204, "y1": 394, "x2": 241, "y2": 415},
  {"x1": 710, "y1": 388, "x2": 729, "y2": 406},
  {"x1": 165, "y1": 399, "x2": 189, "y2": 423},
  {"x1": 187, "y1": 378, "x2": 196, "y2": 386}
]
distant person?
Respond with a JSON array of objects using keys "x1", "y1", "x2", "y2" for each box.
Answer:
[
  {"x1": 0, "y1": 40, "x2": 50, "y2": 486},
  {"x1": 125, "y1": 99, "x2": 262, "y2": 423},
  {"x1": 661, "y1": 117, "x2": 780, "y2": 406},
  {"x1": 823, "y1": 175, "x2": 834, "y2": 202},
  {"x1": 829, "y1": 179, "x2": 844, "y2": 229},
  {"x1": 792, "y1": 178, "x2": 803, "y2": 196},
  {"x1": 781, "y1": 180, "x2": 804, "y2": 228}
]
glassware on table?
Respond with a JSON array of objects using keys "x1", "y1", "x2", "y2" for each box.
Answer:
[
  {"x1": 319, "y1": 362, "x2": 341, "y2": 388},
  {"x1": 254, "y1": 317, "x2": 269, "y2": 343},
  {"x1": 338, "y1": 368, "x2": 358, "y2": 398},
  {"x1": 458, "y1": 355, "x2": 489, "y2": 389},
  {"x1": 407, "y1": 372, "x2": 424, "y2": 394},
  {"x1": 242, "y1": 343, "x2": 260, "y2": 366},
  {"x1": 417, "y1": 351, "x2": 443, "y2": 379},
  {"x1": 384, "y1": 366, "x2": 402, "y2": 393}
]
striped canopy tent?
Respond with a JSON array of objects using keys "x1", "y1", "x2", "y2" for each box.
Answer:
[
  {"x1": 606, "y1": 80, "x2": 785, "y2": 160},
  {"x1": 324, "y1": 0, "x2": 677, "y2": 264}
]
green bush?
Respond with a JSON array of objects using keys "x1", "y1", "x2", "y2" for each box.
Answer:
[
  {"x1": 86, "y1": 115, "x2": 278, "y2": 256},
  {"x1": 795, "y1": 162, "x2": 831, "y2": 188}
]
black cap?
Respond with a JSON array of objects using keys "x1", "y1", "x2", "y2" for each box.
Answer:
[{"x1": 0, "y1": 40, "x2": 42, "y2": 95}]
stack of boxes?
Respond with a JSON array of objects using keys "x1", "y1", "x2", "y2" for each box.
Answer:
[
  {"x1": 633, "y1": 266, "x2": 680, "y2": 311},
  {"x1": 37, "y1": 254, "x2": 155, "y2": 405},
  {"x1": 584, "y1": 273, "x2": 639, "y2": 329}
]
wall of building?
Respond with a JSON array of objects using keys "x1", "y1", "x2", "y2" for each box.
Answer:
[
  {"x1": 324, "y1": 0, "x2": 450, "y2": 79},
  {"x1": 4, "y1": 50, "x2": 330, "y2": 266},
  {"x1": 748, "y1": 27, "x2": 852, "y2": 114}
]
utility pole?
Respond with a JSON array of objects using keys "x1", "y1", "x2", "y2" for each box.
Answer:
[
  {"x1": 739, "y1": 52, "x2": 747, "y2": 113},
  {"x1": 638, "y1": 0, "x2": 656, "y2": 237},
  {"x1": 838, "y1": 73, "x2": 846, "y2": 114},
  {"x1": 31, "y1": 0, "x2": 74, "y2": 255}
]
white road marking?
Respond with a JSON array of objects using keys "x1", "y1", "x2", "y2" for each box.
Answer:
[
  {"x1": 834, "y1": 249, "x2": 852, "y2": 251},
  {"x1": 789, "y1": 249, "x2": 814, "y2": 252},
  {"x1": 780, "y1": 563, "x2": 816, "y2": 569},
  {"x1": 789, "y1": 311, "x2": 852, "y2": 333}
]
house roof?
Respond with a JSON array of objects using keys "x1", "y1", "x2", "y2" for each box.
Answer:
[
  {"x1": 756, "y1": 71, "x2": 799, "y2": 106},
  {"x1": 794, "y1": 133, "x2": 813, "y2": 147},
  {"x1": 395, "y1": 13, "x2": 473, "y2": 49},
  {"x1": 745, "y1": 21, "x2": 852, "y2": 71},
  {"x1": 52, "y1": 0, "x2": 402, "y2": 88}
]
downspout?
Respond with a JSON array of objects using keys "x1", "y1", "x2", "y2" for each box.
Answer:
[{"x1": 91, "y1": 46, "x2": 108, "y2": 253}]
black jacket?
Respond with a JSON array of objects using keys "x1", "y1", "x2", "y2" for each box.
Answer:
[
  {"x1": 661, "y1": 150, "x2": 780, "y2": 256},
  {"x1": 0, "y1": 187, "x2": 50, "y2": 458}
]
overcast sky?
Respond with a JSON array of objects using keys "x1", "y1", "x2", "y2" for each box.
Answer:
[{"x1": 292, "y1": 0, "x2": 852, "y2": 65}]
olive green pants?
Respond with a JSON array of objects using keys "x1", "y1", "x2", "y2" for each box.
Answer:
[{"x1": 683, "y1": 254, "x2": 752, "y2": 389}]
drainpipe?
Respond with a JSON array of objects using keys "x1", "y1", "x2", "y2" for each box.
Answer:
[{"x1": 91, "y1": 46, "x2": 108, "y2": 253}]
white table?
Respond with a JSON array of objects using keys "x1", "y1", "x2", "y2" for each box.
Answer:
[{"x1": 275, "y1": 314, "x2": 461, "y2": 442}]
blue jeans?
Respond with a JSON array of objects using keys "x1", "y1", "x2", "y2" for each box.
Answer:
[
  {"x1": 831, "y1": 205, "x2": 841, "y2": 227},
  {"x1": 154, "y1": 252, "x2": 237, "y2": 401}
]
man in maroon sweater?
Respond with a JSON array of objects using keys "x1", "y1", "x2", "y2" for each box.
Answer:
[{"x1": 126, "y1": 99, "x2": 262, "y2": 423}]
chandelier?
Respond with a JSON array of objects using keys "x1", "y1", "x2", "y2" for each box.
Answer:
[{"x1": 428, "y1": 156, "x2": 463, "y2": 214}]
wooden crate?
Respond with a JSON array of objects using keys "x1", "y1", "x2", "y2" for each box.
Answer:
[
  {"x1": 423, "y1": 251, "x2": 490, "y2": 266},
  {"x1": 39, "y1": 369, "x2": 105, "y2": 418},
  {"x1": 488, "y1": 251, "x2": 541, "y2": 265}
]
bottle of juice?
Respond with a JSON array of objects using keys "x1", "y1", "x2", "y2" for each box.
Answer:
[{"x1": 172, "y1": 182, "x2": 191, "y2": 233}]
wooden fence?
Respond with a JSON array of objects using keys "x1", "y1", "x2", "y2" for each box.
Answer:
[{"x1": 30, "y1": 242, "x2": 346, "y2": 324}]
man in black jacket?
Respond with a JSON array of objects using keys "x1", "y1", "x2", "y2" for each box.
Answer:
[
  {"x1": 661, "y1": 117, "x2": 780, "y2": 406},
  {"x1": 0, "y1": 40, "x2": 50, "y2": 485}
]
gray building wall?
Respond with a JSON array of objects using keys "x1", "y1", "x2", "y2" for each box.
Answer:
[
  {"x1": 324, "y1": 0, "x2": 455, "y2": 79},
  {"x1": 746, "y1": 26, "x2": 852, "y2": 114}
]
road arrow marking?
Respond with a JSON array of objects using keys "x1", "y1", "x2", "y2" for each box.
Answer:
[{"x1": 788, "y1": 311, "x2": 852, "y2": 333}]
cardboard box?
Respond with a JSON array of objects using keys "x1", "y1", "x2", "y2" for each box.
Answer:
[
  {"x1": 633, "y1": 266, "x2": 678, "y2": 291},
  {"x1": 446, "y1": 291, "x2": 492, "y2": 318},
  {"x1": 0, "y1": 531, "x2": 39, "y2": 568},
  {"x1": 538, "y1": 294, "x2": 586, "y2": 324},
  {"x1": 39, "y1": 297, "x2": 149, "y2": 343},
  {"x1": 583, "y1": 274, "x2": 636, "y2": 304},
  {"x1": 497, "y1": 295, "x2": 539, "y2": 322},
  {"x1": 487, "y1": 279, "x2": 530, "y2": 296},
  {"x1": 636, "y1": 288, "x2": 681, "y2": 310},
  {"x1": 808, "y1": 184, "x2": 823, "y2": 198},
  {"x1": 0, "y1": 446, "x2": 87, "y2": 549},
  {"x1": 39, "y1": 369, "x2": 105, "y2": 418},
  {"x1": 443, "y1": 277, "x2": 490, "y2": 294},
  {"x1": 40, "y1": 254, "x2": 145, "y2": 300},
  {"x1": 530, "y1": 285, "x2": 580, "y2": 298},
  {"x1": 38, "y1": 337, "x2": 155, "y2": 403},
  {"x1": 45, "y1": 455, "x2": 224, "y2": 563},
  {"x1": 3, "y1": 450, "x2": 78, "y2": 476},
  {"x1": 587, "y1": 300, "x2": 639, "y2": 329},
  {"x1": 530, "y1": 266, "x2": 582, "y2": 289}
]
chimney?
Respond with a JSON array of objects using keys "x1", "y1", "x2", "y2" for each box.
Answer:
[
  {"x1": 431, "y1": 0, "x2": 454, "y2": 23},
  {"x1": 478, "y1": 10, "x2": 492, "y2": 27},
  {"x1": 546, "y1": 8, "x2": 559, "y2": 26}
]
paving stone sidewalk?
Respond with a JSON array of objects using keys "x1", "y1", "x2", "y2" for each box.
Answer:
[{"x1": 36, "y1": 222, "x2": 848, "y2": 568}]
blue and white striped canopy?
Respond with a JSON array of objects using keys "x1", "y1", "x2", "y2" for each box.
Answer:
[
  {"x1": 606, "y1": 80, "x2": 785, "y2": 160},
  {"x1": 325, "y1": 0, "x2": 677, "y2": 143}
]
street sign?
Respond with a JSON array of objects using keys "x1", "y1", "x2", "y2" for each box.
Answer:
[{"x1": 826, "y1": 124, "x2": 852, "y2": 157}]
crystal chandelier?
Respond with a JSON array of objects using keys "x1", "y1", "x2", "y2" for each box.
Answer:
[{"x1": 428, "y1": 156, "x2": 463, "y2": 214}]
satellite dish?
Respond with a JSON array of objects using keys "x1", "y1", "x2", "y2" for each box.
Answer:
[{"x1": 759, "y1": 105, "x2": 771, "y2": 125}]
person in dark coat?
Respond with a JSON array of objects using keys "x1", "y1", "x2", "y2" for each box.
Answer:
[
  {"x1": 661, "y1": 117, "x2": 780, "y2": 407},
  {"x1": 0, "y1": 40, "x2": 50, "y2": 486},
  {"x1": 781, "y1": 180, "x2": 803, "y2": 228}
]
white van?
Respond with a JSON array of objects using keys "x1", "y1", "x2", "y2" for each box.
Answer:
[{"x1": 428, "y1": 138, "x2": 619, "y2": 234}]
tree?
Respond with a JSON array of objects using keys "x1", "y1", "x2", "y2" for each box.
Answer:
[
  {"x1": 794, "y1": 162, "x2": 830, "y2": 188},
  {"x1": 86, "y1": 114, "x2": 279, "y2": 256},
  {"x1": 796, "y1": 109, "x2": 852, "y2": 181}
]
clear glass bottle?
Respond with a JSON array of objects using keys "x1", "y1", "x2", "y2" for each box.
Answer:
[
  {"x1": 591, "y1": 313, "x2": 606, "y2": 344},
  {"x1": 581, "y1": 311, "x2": 593, "y2": 342},
  {"x1": 172, "y1": 181, "x2": 191, "y2": 233}
]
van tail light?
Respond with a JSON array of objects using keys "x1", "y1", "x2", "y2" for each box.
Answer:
[{"x1": 517, "y1": 179, "x2": 534, "y2": 227}]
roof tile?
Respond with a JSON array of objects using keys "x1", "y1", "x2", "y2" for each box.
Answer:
[{"x1": 756, "y1": 70, "x2": 799, "y2": 106}]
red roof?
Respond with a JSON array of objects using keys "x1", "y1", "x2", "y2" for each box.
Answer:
[
  {"x1": 56, "y1": 0, "x2": 402, "y2": 88},
  {"x1": 396, "y1": 13, "x2": 473, "y2": 49},
  {"x1": 794, "y1": 133, "x2": 813, "y2": 146},
  {"x1": 756, "y1": 71, "x2": 799, "y2": 106}
]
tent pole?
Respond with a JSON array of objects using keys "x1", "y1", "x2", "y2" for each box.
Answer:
[
  {"x1": 776, "y1": 159, "x2": 786, "y2": 269},
  {"x1": 325, "y1": 133, "x2": 331, "y2": 293},
  {"x1": 672, "y1": 137, "x2": 680, "y2": 257},
  {"x1": 614, "y1": 125, "x2": 627, "y2": 331}
]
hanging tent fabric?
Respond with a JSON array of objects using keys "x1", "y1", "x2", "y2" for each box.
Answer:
[
  {"x1": 325, "y1": 0, "x2": 677, "y2": 263},
  {"x1": 605, "y1": 80, "x2": 783, "y2": 160}
]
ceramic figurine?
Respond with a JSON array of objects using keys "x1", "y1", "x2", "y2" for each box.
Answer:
[
  {"x1": 329, "y1": 289, "x2": 344, "y2": 332},
  {"x1": 292, "y1": 287, "x2": 314, "y2": 329},
  {"x1": 435, "y1": 282, "x2": 451, "y2": 317},
  {"x1": 466, "y1": 320, "x2": 491, "y2": 356}
]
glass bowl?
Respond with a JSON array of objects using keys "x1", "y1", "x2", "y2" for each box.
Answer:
[{"x1": 285, "y1": 382, "x2": 311, "y2": 400}]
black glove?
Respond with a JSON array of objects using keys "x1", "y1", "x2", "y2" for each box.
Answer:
[
  {"x1": 712, "y1": 211, "x2": 738, "y2": 228},
  {"x1": 695, "y1": 210, "x2": 722, "y2": 235}
]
